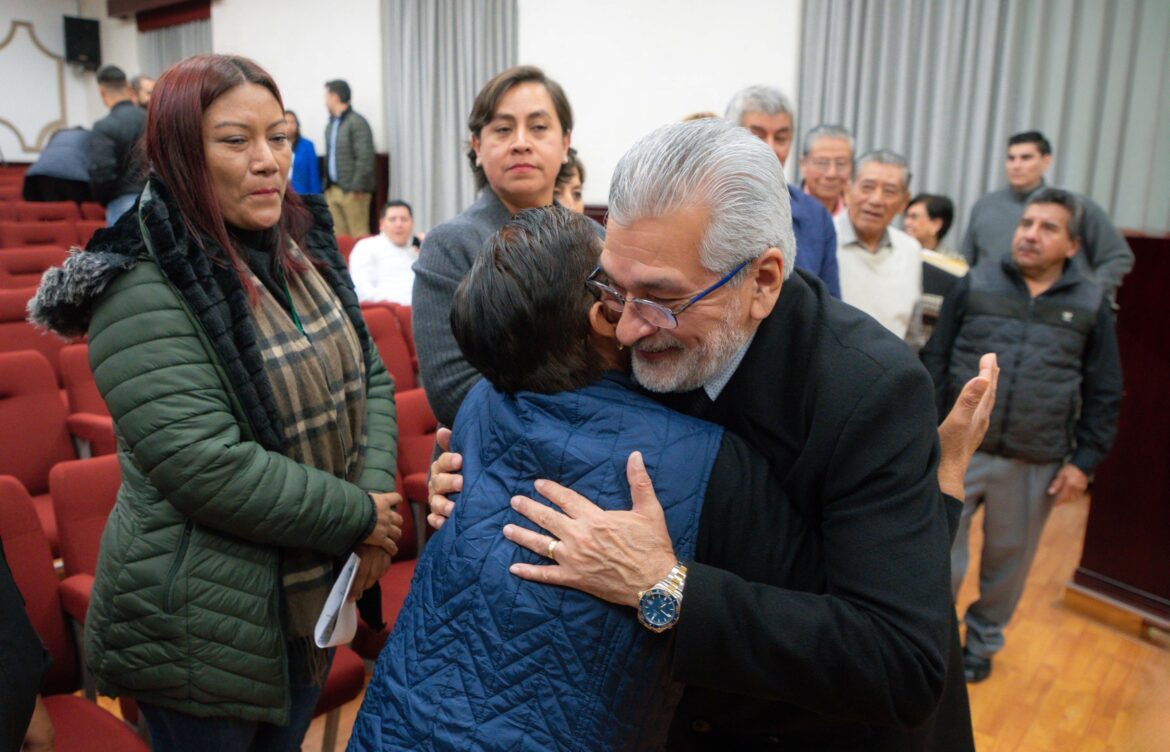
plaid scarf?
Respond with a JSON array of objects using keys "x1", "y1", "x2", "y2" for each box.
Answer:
[{"x1": 246, "y1": 246, "x2": 368, "y2": 668}]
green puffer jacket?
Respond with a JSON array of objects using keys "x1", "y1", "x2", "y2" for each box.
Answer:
[{"x1": 30, "y1": 181, "x2": 398, "y2": 723}]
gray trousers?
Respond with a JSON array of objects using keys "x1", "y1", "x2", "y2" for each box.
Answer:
[{"x1": 951, "y1": 451, "x2": 1060, "y2": 658}]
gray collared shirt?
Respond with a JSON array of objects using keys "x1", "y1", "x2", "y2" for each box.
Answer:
[{"x1": 704, "y1": 330, "x2": 757, "y2": 401}]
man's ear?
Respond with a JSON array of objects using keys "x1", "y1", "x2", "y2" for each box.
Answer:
[{"x1": 748, "y1": 247, "x2": 785, "y2": 321}]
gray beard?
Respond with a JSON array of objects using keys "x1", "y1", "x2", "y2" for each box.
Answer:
[{"x1": 631, "y1": 298, "x2": 752, "y2": 394}]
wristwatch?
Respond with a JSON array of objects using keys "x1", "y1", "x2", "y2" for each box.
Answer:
[{"x1": 637, "y1": 562, "x2": 688, "y2": 633}]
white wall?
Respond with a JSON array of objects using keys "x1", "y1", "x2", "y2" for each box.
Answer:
[
  {"x1": 211, "y1": 0, "x2": 387, "y2": 154},
  {"x1": 518, "y1": 0, "x2": 803, "y2": 205},
  {"x1": 0, "y1": 0, "x2": 138, "y2": 161}
]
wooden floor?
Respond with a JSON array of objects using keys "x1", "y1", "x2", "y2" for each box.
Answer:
[{"x1": 299, "y1": 492, "x2": 1170, "y2": 751}]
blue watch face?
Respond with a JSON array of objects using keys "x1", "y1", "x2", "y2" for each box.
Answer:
[{"x1": 640, "y1": 590, "x2": 679, "y2": 627}]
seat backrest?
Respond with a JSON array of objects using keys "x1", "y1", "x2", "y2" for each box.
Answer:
[
  {"x1": 0, "y1": 245, "x2": 68, "y2": 289},
  {"x1": 0, "y1": 287, "x2": 67, "y2": 384},
  {"x1": 0, "y1": 203, "x2": 16, "y2": 221},
  {"x1": 362, "y1": 304, "x2": 416, "y2": 391},
  {"x1": 0, "y1": 220, "x2": 76, "y2": 248},
  {"x1": 0, "y1": 475, "x2": 80, "y2": 693},
  {"x1": 0, "y1": 350, "x2": 74, "y2": 494},
  {"x1": 395, "y1": 387, "x2": 438, "y2": 479},
  {"x1": 59, "y1": 343, "x2": 108, "y2": 415},
  {"x1": 75, "y1": 220, "x2": 105, "y2": 247},
  {"x1": 79, "y1": 202, "x2": 106, "y2": 221},
  {"x1": 336, "y1": 234, "x2": 357, "y2": 264},
  {"x1": 50, "y1": 454, "x2": 121, "y2": 577},
  {"x1": 393, "y1": 304, "x2": 414, "y2": 361},
  {"x1": 16, "y1": 201, "x2": 81, "y2": 223}
]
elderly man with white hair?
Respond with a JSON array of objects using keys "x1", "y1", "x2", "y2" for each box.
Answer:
[
  {"x1": 429, "y1": 119, "x2": 993, "y2": 750},
  {"x1": 725, "y1": 84, "x2": 841, "y2": 298}
]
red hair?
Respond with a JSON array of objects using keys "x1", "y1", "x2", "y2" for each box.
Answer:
[{"x1": 145, "y1": 54, "x2": 312, "y2": 288}]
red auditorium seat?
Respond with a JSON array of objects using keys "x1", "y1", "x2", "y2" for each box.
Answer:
[
  {"x1": 59, "y1": 343, "x2": 110, "y2": 416},
  {"x1": 79, "y1": 202, "x2": 106, "y2": 221},
  {"x1": 0, "y1": 286, "x2": 68, "y2": 384},
  {"x1": 362, "y1": 303, "x2": 416, "y2": 391},
  {"x1": 50, "y1": 455, "x2": 120, "y2": 578},
  {"x1": 0, "y1": 351, "x2": 116, "y2": 553},
  {"x1": 16, "y1": 201, "x2": 81, "y2": 223},
  {"x1": 336, "y1": 234, "x2": 358, "y2": 264},
  {"x1": 0, "y1": 245, "x2": 67, "y2": 288},
  {"x1": 393, "y1": 304, "x2": 415, "y2": 362},
  {"x1": 75, "y1": 220, "x2": 104, "y2": 247},
  {"x1": 0, "y1": 477, "x2": 149, "y2": 752},
  {"x1": 0, "y1": 203, "x2": 16, "y2": 221},
  {"x1": 395, "y1": 387, "x2": 438, "y2": 518},
  {"x1": 0, "y1": 220, "x2": 76, "y2": 248}
]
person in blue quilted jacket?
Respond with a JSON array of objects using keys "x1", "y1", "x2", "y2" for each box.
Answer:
[{"x1": 349, "y1": 206, "x2": 798, "y2": 751}]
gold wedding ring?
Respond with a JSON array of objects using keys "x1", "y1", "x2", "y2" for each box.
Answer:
[{"x1": 547, "y1": 540, "x2": 559, "y2": 560}]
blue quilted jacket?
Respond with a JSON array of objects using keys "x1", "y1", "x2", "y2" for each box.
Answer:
[{"x1": 349, "y1": 373, "x2": 724, "y2": 751}]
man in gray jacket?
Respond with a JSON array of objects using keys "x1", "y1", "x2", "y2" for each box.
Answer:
[
  {"x1": 961, "y1": 131, "x2": 1133, "y2": 298},
  {"x1": 324, "y1": 79, "x2": 376, "y2": 236}
]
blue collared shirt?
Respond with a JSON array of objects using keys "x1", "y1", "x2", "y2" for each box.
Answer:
[{"x1": 327, "y1": 116, "x2": 341, "y2": 182}]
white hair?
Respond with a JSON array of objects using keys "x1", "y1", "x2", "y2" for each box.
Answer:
[
  {"x1": 724, "y1": 84, "x2": 795, "y2": 126},
  {"x1": 802, "y1": 123, "x2": 855, "y2": 157},
  {"x1": 608, "y1": 118, "x2": 796, "y2": 281}
]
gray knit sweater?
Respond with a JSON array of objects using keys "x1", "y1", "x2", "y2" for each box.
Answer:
[
  {"x1": 960, "y1": 182, "x2": 1133, "y2": 295},
  {"x1": 412, "y1": 189, "x2": 513, "y2": 426}
]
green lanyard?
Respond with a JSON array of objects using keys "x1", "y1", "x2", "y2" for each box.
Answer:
[{"x1": 281, "y1": 275, "x2": 305, "y2": 335}]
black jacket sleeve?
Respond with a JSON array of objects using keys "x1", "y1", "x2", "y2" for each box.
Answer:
[
  {"x1": 87, "y1": 121, "x2": 119, "y2": 204},
  {"x1": 1070, "y1": 300, "x2": 1123, "y2": 473},
  {"x1": 920, "y1": 274, "x2": 970, "y2": 419},
  {"x1": 0, "y1": 540, "x2": 49, "y2": 749}
]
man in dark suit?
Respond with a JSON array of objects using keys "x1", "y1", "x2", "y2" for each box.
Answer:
[{"x1": 434, "y1": 119, "x2": 994, "y2": 750}]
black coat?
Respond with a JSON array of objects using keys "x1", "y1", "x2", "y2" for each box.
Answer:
[
  {"x1": 665, "y1": 270, "x2": 974, "y2": 751},
  {"x1": 88, "y1": 100, "x2": 146, "y2": 204}
]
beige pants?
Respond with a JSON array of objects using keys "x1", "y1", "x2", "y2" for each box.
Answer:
[{"x1": 325, "y1": 185, "x2": 372, "y2": 236}]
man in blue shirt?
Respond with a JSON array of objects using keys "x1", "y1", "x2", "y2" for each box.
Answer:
[{"x1": 725, "y1": 85, "x2": 840, "y2": 298}]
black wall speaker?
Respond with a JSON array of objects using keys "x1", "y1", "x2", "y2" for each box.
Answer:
[{"x1": 64, "y1": 16, "x2": 101, "y2": 72}]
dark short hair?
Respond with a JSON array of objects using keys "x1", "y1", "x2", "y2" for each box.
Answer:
[
  {"x1": 383, "y1": 199, "x2": 413, "y2": 218},
  {"x1": 97, "y1": 65, "x2": 127, "y2": 89},
  {"x1": 1025, "y1": 187, "x2": 1082, "y2": 239},
  {"x1": 556, "y1": 147, "x2": 585, "y2": 190},
  {"x1": 325, "y1": 79, "x2": 351, "y2": 104},
  {"x1": 466, "y1": 65, "x2": 573, "y2": 191},
  {"x1": 908, "y1": 193, "x2": 955, "y2": 242},
  {"x1": 451, "y1": 206, "x2": 602, "y2": 394},
  {"x1": 1008, "y1": 130, "x2": 1052, "y2": 156}
]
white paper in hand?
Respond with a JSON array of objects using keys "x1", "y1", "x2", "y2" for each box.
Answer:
[{"x1": 314, "y1": 552, "x2": 361, "y2": 648}]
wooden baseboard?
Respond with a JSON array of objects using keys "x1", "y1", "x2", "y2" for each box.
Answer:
[{"x1": 1063, "y1": 581, "x2": 1170, "y2": 649}]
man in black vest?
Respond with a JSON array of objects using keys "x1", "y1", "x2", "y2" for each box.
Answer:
[
  {"x1": 923, "y1": 188, "x2": 1122, "y2": 684},
  {"x1": 431, "y1": 119, "x2": 995, "y2": 750}
]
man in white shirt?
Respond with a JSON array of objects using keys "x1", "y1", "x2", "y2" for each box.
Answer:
[
  {"x1": 349, "y1": 200, "x2": 422, "y2": 305},
  {"x1": 835, "y1": 150, "x2": 923, "y2": 344}
]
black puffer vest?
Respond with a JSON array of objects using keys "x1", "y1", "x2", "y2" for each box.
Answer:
[{"x1": 950, "y1": 257, "x2": 1105, "y2": 463}]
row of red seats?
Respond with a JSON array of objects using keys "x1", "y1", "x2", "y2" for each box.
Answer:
[
  {"x1": 1, "y1": 220, "x2": 104, "y2": 249},
  {"x1": 0, "y1": 200, "x2": 106, "y2": 222}
]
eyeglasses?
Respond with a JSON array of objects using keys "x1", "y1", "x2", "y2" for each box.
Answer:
[
  {"x1": 585, "y1": 259, "x2": 751, "y2": 330},
  {"x1": 807, "y1": 158, "x2": 851, "y2": 173}
]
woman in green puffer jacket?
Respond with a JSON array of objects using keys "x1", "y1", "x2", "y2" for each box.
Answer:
[{"x1": 30, "y1": 54, "x2": 403, "y2": 750}]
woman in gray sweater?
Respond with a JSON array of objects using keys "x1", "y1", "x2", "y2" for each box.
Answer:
[{"x1": 412, "y1": 65, "x2": 578, "y2": 426}]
